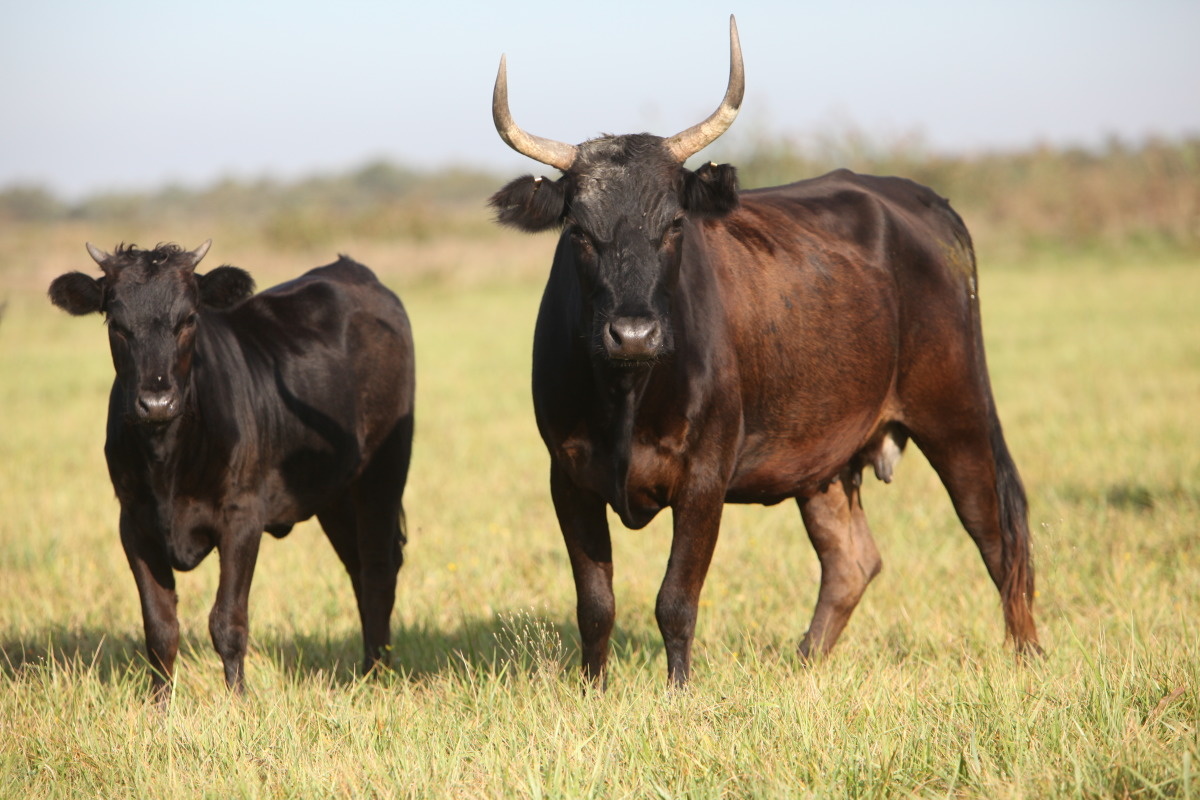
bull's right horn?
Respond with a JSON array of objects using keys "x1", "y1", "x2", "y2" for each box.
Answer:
[{"x1": 492, "y1": 55, "x2": 579, "y2": 172}]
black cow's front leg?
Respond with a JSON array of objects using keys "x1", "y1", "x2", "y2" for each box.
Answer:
[
  {"x1": 209, "y1": 529, "x2": 262, "y2": 692},
  {"x1": 550, "y1": 462, "x2": 614, "y2": 687},
  {"x1": 119, "y1": 509, "x2": 179, "y2": 705},
  {"x1": 658, "y1": 491, "x2": 724, "y2": 686}
]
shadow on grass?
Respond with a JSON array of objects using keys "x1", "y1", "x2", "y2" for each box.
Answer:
[
  {"x1": 1058, "y1": 481, "x2": 1200, "y2": 514},
  {"x1": 0, "y1": 628, "x2": 152, "y2": 685},
  {"x1": 0, "y1": 614, "x2": 664, "y2": 690}
]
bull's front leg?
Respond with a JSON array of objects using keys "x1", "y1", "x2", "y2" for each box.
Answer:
[
  {"x1": 119, "y1": 508, "x2": 179, "y2": 706},
  {"x1": 550, "y1": 462, "x2": 615, "y2": 688},
  {"x1": 658, "y1": 490, "x2": 725, "y2": 686},
  {"x1": 209, "y1": 527, "x2": 262, "y2": 693}
]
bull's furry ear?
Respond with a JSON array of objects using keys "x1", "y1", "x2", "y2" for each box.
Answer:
[
  {"x1": 682, "y1": 162, "x2": 740, "y2": 218},
  {"x1": 198, "y1": 266, "x2": 255, "y2": 309},
  {"x1": 48, "y1": 272, "x2": 105, "y2": 315},
  {"x1": 489, "y1": 174, "x2": 568, "y2": 232}
]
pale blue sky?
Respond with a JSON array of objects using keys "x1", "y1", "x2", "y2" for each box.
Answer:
[{"x1": 3, "y1": 0, "x2": 1197, "y2": 198}]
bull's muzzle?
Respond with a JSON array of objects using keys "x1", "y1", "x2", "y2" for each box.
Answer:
[{"x1": 603, "y1": 316, "x2": 664, "y2": 362}]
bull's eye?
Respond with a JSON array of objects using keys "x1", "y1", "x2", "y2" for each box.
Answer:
[
  {"x1": 109, "y1": 322, "x2": 132, "y2": 341},
  {"x1": 661, "y1": 217, "x2": 686, "y2": 247}
]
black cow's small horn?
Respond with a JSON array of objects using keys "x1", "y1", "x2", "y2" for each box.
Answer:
[
  {"x1": 664, "y1": 15, "x2": 745, "y2": 163},
  {"x1": 493, "y1": 55, "x2": 579, "y2": 172},
  {"x1": 86, "y1": 242, "x2": 110, "y2": 266},
  {"x1": 190, "y1": 239, "x2": 212, "y2": 267}
]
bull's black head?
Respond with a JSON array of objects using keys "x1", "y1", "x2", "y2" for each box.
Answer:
[
  {"x1": 48, "y1": 241, "x2": 255, "y2": 424},
  {"x1": 489, "y1": 16, "x2": 744, "y2": 366}
]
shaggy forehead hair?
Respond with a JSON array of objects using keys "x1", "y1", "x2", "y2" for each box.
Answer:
[
  {"x1": 568, "y1": 134, "x2": 683, "y2": 240},
  {"x1": 104, "y1": 243, "x2": 195, "y2": 277}
]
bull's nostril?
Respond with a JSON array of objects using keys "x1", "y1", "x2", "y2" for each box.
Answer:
[{"x1": 607, "y1": 322, "x2": 624, "y2": 347}]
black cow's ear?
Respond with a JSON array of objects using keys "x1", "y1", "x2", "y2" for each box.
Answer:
[
  {"x1": 48, "y1": 272, "x2": 105, "y2": 316},
  {"x1": 199, "y1": 266, "x2": 255, "y2": 309},
  {"x1": 488, "y1": 174, "x2": 568, "y2": 232},
  {"x1": 682, "y1": 162, "x2": 740, "y2": 218}
]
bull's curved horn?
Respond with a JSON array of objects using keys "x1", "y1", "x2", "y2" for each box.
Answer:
[
  {"x1": 664, "y1": 15, "x2": 745, "y2": 163},
  {"x1": 493, "y1": 54, "x2": 579, "y2": 172}
]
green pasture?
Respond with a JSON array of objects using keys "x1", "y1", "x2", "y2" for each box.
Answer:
[{"x1": 1, "y1": 246, "x2": 1197, "y2": 797}]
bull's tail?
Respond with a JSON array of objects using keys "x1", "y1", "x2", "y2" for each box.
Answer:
[
  {"x1": 909, "y1": 390, "x2": 1043, "y2": 655},
  {"x1": 988, "y1": 413, "x2": 1042, "y2": 656},
  {"x1": 954, "y1": 212, "x2": 1041, "y2": 655}
]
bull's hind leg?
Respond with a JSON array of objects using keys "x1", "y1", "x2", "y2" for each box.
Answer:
[
  {"x1": 796, "y1": 476, "x2": 883, "y2": 659},
  {"x1": 908, "y1": 414, "x2": 1041, "y2": 655}
]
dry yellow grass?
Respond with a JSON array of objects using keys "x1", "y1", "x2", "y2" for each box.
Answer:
[{"x1": 1, "y1": 171, "x2": 1198, "y2": 796}]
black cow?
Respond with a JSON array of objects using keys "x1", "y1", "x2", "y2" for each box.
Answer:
[
  {"x1": 489, "y1": 17, "x2": 1040, "y2": 686},
  {"x1": 49, "y1": 242, "x2": 414, "y2": 700}
]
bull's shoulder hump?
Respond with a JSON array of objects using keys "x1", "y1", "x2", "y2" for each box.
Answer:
[
  {"x1": 715, "y1": 173, "x2": 888, "y2": 249},
  {"x1": 736, "y1": 169, "x2": 968, "y2": 245},
  {"x1": 741, "y1": 169, "x2": 943, "y2": 207}
]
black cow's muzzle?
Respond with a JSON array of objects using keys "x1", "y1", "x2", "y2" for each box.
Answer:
[
  {"x1": 602, "y1": 316, "x2": 664, "y2": 363},
  {"x1": 136, "y1": 389, "x2": 181, "y2": 423}
]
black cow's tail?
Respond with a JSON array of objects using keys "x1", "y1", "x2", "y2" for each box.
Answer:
[{"x1": 395, "y1": 504, "x2": 408, "y2": 568}]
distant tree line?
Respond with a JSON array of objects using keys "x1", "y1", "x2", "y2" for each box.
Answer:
[
  {"x1": 3, "y1": 136, "x2": 1197, "y2": 259},
  {"x1": 0, "y1": 160, "x2": 496, "y2": 224},
  {"x1": 721, "y1": 130, "x2": 1200, "y2": 259}
]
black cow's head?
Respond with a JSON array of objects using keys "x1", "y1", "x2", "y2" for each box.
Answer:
[
  {"x1": 489, "y1": 17, "x2": 744, "y2": 365},
  {"x1": 48, "y1": 241, "x2": 255, "y2": 424}
]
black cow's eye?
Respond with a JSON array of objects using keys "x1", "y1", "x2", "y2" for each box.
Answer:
[
  {"x1": 570, "y1": 229, "x2": 595, "y2": 255},
  {"x1": 176, "y1": 313, "x2": 198, "y2": 334},
  {"x1": 109, "y1": 322, "x2": 132, "y2": 340}
]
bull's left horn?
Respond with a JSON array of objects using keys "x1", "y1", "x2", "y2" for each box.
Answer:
[
  {"x1": 493, "y1": 55, "x2": 579, "y2": 172},
  {"x1": 664, "y1": 15, "x2": 745, "y2": 163}
]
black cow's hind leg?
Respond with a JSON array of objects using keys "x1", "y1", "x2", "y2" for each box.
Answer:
[
  {"x1": 796, "y1": 477, "x2": 882, "y2": 659},
  {"x1": 318, "y1": 495, "x2": 365, "y2": 617},
  {"x1": 319, "y1": 493, "x2": 395, "y2": 672},
  {"x1": 347, "y1": 423, "x2": 409, "y2": 674},
  {"x1": 550, "y1": 462, "x2": 615, "y2": 688}
]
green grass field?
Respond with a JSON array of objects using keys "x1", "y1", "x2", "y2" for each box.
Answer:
[{"x1": 1, "y1": 229, "x2": 1197, "y2": 797}]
